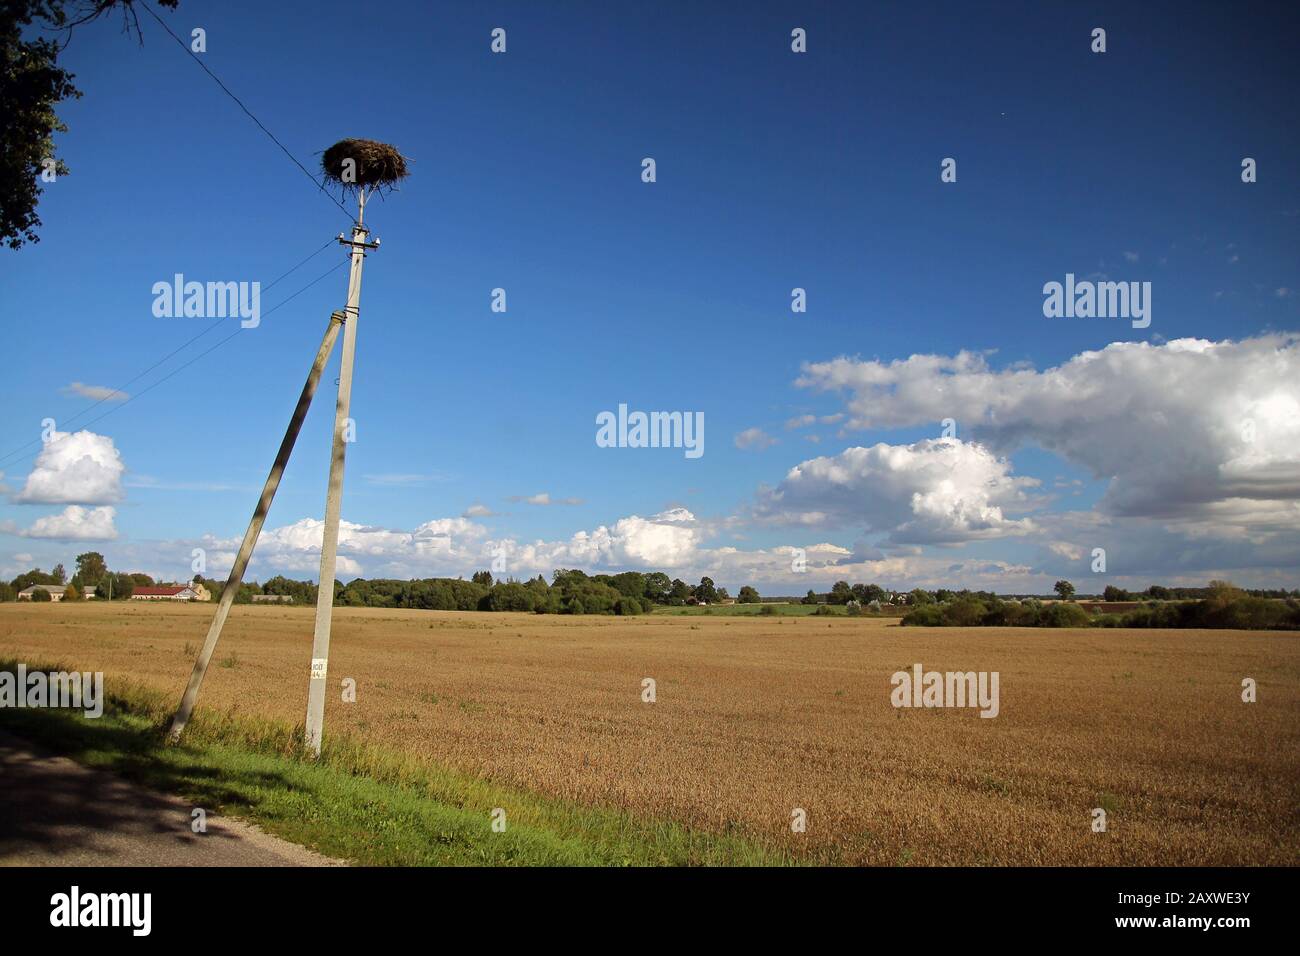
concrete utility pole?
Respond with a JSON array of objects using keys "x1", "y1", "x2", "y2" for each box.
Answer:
[
  {"x1": 169, "y1": 310, "x2": 346, "y2": 742},
  {"x1": 304, "y1": 189, "x2": 377, "y2": 757},
  {"x1": 168, "y1": 137, "x2": 402, "y2": 749}
]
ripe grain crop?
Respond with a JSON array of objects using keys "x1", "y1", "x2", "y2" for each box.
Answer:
[{"x1": 1, "y1": 602, "x2": 1296, "y2": 865}]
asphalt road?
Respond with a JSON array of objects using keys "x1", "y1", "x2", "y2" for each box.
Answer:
[{"x1": 0, "y1": 731, "x2": 338, "y2": 866}]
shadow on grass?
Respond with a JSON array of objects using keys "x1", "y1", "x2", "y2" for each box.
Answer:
[
  {"x1": 0, "y1": 655, "x2": 329, "y2": 862},
  {"x1": 0, "y1": 711, "x2": 301, "y2": 862}
]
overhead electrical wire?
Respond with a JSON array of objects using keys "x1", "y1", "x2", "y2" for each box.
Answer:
[
  {"x1": 137, "y1": 1, "x2": 356, "y2": 224},
  {"x1": 0, "y1": 1, "x2": 364, "y2": 472},
  {"x1": 0, "y1": 257, "x2": 347, "y2": 473}
]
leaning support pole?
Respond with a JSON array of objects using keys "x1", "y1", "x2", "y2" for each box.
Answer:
[
  {"x1": 304, "y1": 211, "x2": 372, "y2": 757},
  {"x1": 168, "y1": 310, "x2": 346, "y2": 742}
]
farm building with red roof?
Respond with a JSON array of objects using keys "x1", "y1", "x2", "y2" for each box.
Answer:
[{"x1": 130, "y1": 583, "x2": 211, "y2": 602}]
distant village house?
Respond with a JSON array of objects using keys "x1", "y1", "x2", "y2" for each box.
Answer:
[
  {"x1": 130, "y1": 583, "x2": 211, "y2": 602},
  {"x1": 16, "y1": 584, "x2": 89, "y2": 602}
]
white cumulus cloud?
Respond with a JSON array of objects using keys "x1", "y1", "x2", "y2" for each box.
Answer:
[
  {"x1": 754, "y1": 439, "x2": 1037, "y2": 544},
  {"x1": 15, "y1": 430, "x2": 125, "y2": 505},
  {"x1": 796, "y1": 335, "x2": 1300, "y2": 529},
  {"x1": 19, "y1": 505, "x2": 118, "y2": 540}
]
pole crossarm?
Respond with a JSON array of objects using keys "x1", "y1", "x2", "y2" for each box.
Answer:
[{"x1": 167, "y1": 310, "x2": 346, "y2": 743}]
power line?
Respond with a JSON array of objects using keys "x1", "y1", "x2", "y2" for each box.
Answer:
[
  {"x1": 0, "y1": 258, "x2": 346, "y2": 473},
  {"x1": 3, "y1": 3, "x2": 362, "y2": 472},
  {"x1": 262, "y1": 238, "x2": 339, "y2": 294},
  {"x1": 1, "y1": 240, "x2": 340, "y2": 468},
  {"x1": 137, "y1": 1, "x2": 356, "y2": 224},
  {"x1": 77, "y1": 260, "x2": 347, "y2": 436},
  {"x1": 0, "y1": 240, "x2": 337, "y2": 470}
]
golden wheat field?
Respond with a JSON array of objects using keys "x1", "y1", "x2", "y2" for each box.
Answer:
[{"x1": 2, "y1": 601, "x2": 1297, "y2": 865}]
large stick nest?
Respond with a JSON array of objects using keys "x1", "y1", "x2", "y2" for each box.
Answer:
[{"x1": 321, "y1": 139, "x2": 410, "y2": 193}]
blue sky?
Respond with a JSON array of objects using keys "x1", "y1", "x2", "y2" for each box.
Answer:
[{"x1": 2, "y1": 0, "x2": 1298, "y2": 592}]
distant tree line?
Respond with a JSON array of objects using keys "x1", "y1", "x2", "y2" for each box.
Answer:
[
  {"x1": 3, "y1": 552, "x2": 158, "y2": 602},
  {"x1": 1100, "y1": 583, "x2": 1299, "y2": 601},
  {"x1": 794, "y1": 584, "x2": 995, "y2": 607},
  {"x1": 334, "y1": 570, "x2": 728, "y2": 616},
  {"x1": 5, "y1": 557, "x2": 1294, "y2": 627},
  {"x1": 0, "y1": 561, "x2": 729, "y2": 615},
  {"x1": 181, "y1": 570, "x2": 742, "y2": 615},
  {"x1": 902, "y1": 581, "x2": 1300, "y2": 630}
]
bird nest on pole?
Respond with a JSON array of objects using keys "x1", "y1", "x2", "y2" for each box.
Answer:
[{"x1": 321, "y1": 139, "x2": 410, "y2": 197}]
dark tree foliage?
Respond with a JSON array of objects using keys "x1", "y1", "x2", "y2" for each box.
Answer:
[
  {"x1": 10, "y1": 567, "x2": 61, "y2": 591},
  {"x1": 99, "y1": 571, "x2": 135, "y2": 599},
  {"x1": 1, "y1": 1, "x2": 179, "y2": 248},
  {"x1": 484, "y1": 582, "x2": 534, "y2": 612},
  {"x1": 901, "y1": 583, "x2": 1300, "y2": 631},
  {"x1": 852, "y1": 583, "x2": 886, "y2": 603},
  {"x1": 643, "y1": 572, "x2": 672, "y2": 605},
  {"x1": 668, "y1": 578, "x2": 691, "y2": 606},
  {"x1": 693, "y1": 576, "x2": 718, "y2": 604},
  {"x1": 262, "y1": 575, "x2": 317, "y2": 604},
  {"x1": 325, "y1": 572, "x2": 663, "y2": 617},
  {"x1": 73, "y1": 550, "x2": 107, "y2": 585}
]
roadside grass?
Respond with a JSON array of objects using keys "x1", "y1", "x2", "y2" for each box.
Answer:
[{"x1": 0, "y1": 659, "x2": 792, "y2": 867}]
